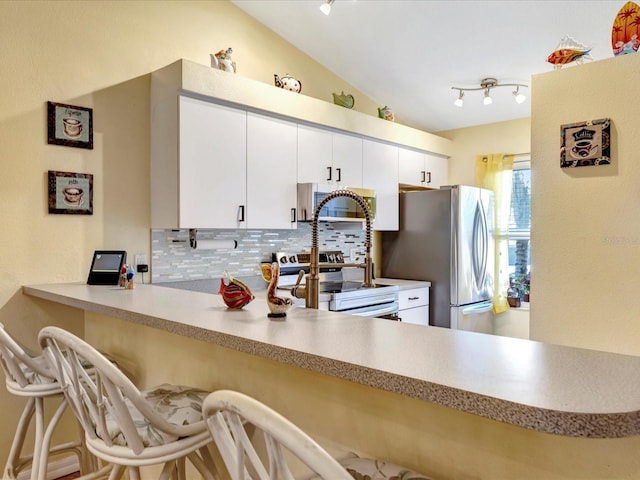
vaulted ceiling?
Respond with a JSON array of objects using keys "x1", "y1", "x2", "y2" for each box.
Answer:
[{"x1": 232, "y1": 1, "x2": 627, "y2": 132}]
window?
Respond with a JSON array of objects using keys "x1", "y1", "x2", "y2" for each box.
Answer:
[{"x1": 508, "y1": 161, "x2": 531, "y2": 287}]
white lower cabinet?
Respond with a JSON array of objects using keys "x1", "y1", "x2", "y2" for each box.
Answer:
[
  {"x1": 398, "y1": 287, "x2": 430, "y2": 326},
  {"x1": 246, "y1": 112, "x2": 298, "y2": 229},
  {"x1": 362, "y1": 139, "x2": 399, "y2": 231}
]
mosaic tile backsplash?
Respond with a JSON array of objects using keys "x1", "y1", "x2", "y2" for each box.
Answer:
[{"x1": 151, "y1": 223, "x2": 366, "y2": 284}]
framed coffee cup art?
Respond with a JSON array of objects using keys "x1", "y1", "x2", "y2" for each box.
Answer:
[
  {"x1": 560, "y1": 118, "x2": 611, "y2": 168},
  {"x1": 48, "y1": 170, "x2": 93, "y2": 215},
  {"x1": 47, "y1": 101, "x2": 93, "y2": 149}
]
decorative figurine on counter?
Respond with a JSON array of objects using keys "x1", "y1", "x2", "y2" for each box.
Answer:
[
  {"x1": 120, "y1": 264, "x2": 135, "y2": 289},
  {"x1": 377, "y1": 105, "x2": 395, "y2": 122},
  {"x1": 211, "y1": 47, "x2": 236, "y2": 73},
  {"x1": 219, "y1": 272, "x2": 255, "y2": 309},
  {"x1": 260, "y1": 262, "x2": 293, "y2": 318},
  {"x1": 546, "y1": 35, "x2": 592, "y2": 69},
  {"x1": 332, "y1": 91, "x2": 355, "y2": 109},
  {"x1": 274, "y1": 73, "x2": 302, "y2": 93}
]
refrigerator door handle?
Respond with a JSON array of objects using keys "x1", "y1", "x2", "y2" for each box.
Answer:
[
  {"x1": 461, "y1": 301, "x2": 493, "y2": 315},
  {"x1": 472, "y1": 201, "x2": 489, "y2": 289}
]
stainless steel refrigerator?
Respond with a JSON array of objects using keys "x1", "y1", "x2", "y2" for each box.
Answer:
[{"x1": 382, "y1": 185, "x2": 495, "y2": 331}]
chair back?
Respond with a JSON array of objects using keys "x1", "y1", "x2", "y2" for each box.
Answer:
[
  {"x1": 202, "y1": 390, "x2": 352, "y2": 480},
  {"x1": 38, "y1": 326, "x2": 202, "y2": 456},
  {"x1": 0, "y1": 322, "x2": 55, "y2": 389}
]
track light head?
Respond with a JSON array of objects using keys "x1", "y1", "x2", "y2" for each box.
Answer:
[
  {"x1": 483, "y1": 88, "x2": 492, "y2": 105},
  {"x1": 513, "y1": 86, "x2": 526, "y2": 104},
  {"x1": 454, "y1": 90, "x2": 464, "y2": 107},
  {"x1": 320, "y1": 0, "x2": 334, "y2": 15}
]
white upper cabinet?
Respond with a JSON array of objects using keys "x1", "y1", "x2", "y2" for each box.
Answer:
[
  {"x1": 297, "y1": 125, "x2": 363, "y2": 188},
  {"x1": 362, "y1": 139, "x2": 399, "y2": 231},
  {"x1": 398, "y1": 147, "x2": 448, "y2": 189},
  {"x1": 178, "y1": 97, "x2": 247, "y2": 229},
  {"x1": 332, "y1": 131, "x2": 363, "y2": 188},
  {"x1": 246, "y1": 112, "x2": 298, "y2": 229},
  {"x1": 151, "y1": 95, "x2": 247, "y2": 229},
  {"x1": 297, "y1": 125, "x2": 333, "y2": 184}
]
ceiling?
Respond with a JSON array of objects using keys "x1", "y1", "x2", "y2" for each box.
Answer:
[{"x1": 231, "y1": 0, "x2": 624, "y2": 133}]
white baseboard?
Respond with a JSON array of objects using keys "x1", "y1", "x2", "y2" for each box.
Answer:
[{"x1": 16, "y1": 456, "x2": 79, "y2": 480}]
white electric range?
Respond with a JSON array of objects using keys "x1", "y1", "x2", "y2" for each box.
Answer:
[{"x1": 272, "y1": 251, "x2": 400, "y2": 318}]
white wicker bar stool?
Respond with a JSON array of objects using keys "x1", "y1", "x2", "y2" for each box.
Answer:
[
  {"x1": 0, "y1": 322, "x2": 91, "y2": 480},
  {"x1": 38, "y1": 326, "x2": 219, "y2": 480},
  {"x1": 202, "y1": 389, "x2": 433, "y2": 480}
]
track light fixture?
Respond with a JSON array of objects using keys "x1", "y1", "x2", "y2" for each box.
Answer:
[
  {"x1": 320, "y1": 0, "x2": 335, "y2": 15},
  {"x1": 451, "y1": 77, "x2": 528, "y2": 107}
]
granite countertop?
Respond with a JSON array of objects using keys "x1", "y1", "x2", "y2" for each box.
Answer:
[{"x1": 23, "y1": 282, "x2": 640, "y2": 438}]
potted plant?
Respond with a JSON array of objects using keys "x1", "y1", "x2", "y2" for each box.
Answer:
[{"x1": 512, "y1": 272, "x2": 530, "y2": 302}]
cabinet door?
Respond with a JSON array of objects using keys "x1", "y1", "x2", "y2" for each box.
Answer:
[
  {"x1": 399, "y1": 306, "x2": 429, "y2": 326},
  {"x1": 398, "y1": 147, "x2": 425, "y2": 187},
  {"x1": 179, "y1": 96, "x2": 247, "y2": 228},
  {"x1": 333, "y1": 132, "x2": 363, "y2": 188},
  {"x1": 247, "y1": 112, "x2": 298, "y2": 229},
  {"x1": 362, "y1": 139, "x2": 399, "y2": 231},
  {"x1": 424, "y1": 153, "x2": 448, "y2": 189},
  {"x1": 297, "y1": 124, "x2": 333, "y2": 184}
]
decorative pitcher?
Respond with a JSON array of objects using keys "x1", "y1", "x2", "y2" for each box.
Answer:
[
  {"x1": 211, "y1": 48, "x2": 236, "y2": 73},
  {"x1": 274, "y1": 73, "x2": 302, "y2": 93}
]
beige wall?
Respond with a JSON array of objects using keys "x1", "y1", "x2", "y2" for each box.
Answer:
[
  {"x1": 440, "y1": 117, "x2": 531, "y2": 186},
  {"x1": 531, "y1": 53, "x2": 640, "y2": 354},
  {"x1": 0, "y1": 0, "x2": 383, "y2": 465}
]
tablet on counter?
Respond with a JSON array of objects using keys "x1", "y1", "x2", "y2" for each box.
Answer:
[{"x1": 87, "y1": 250, "x2": 127, "y2": 285}]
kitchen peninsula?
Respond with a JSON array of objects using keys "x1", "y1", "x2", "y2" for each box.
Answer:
[{"x1": 23, "y1": 283, "x2": 640, "y2": 480}]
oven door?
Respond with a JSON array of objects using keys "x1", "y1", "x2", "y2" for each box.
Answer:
[{"x1": 336, "y1": 301, "x2": 400, "y2": 318}]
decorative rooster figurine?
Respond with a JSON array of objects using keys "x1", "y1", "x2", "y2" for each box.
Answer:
[
  {"x1": 260, "y1": 262, "x2": 293, "y2": 318},
  {"x1": 219, "y1": 272, "x2": 255, "y2": 309}
]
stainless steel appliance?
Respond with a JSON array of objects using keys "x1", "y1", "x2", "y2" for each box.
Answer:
[
  {"x1": 273, "y1": 251, "x2": 400, "y2": 318},
  {"x1": 297, "y1": 183, "x2": 376, "y2": 222},
  {"x1": 381, "y1": 185, "x2": 495, "y2": 332}
]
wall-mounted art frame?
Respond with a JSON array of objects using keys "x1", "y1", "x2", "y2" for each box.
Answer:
[
  {"x1": 560, "y1": 118, "x2": 611, "y2": 168},
  {"x1": 47, "y1": 101, "x2": 93, "y2": 149},
  {"x1": 48, "y1": 170, "x2": 93, "y2": 215}
]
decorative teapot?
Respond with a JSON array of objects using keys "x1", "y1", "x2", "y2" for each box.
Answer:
[
  {"x1": 377, "y1": 106, "x2": 395, "y2": 122},
  {"x1": 332, "y1": 91, "x2": 355, "y2": 109},
  {"x1": 211, "y1": 48, "x2": 236, "y2": 74},
  {"x1": 274, "y1": 74, "x2": 302, "y2": 93}
]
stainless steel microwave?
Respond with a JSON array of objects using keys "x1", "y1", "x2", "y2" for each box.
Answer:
[{"x1": 297, "y1": 183, "x2": 376, "y2": 222}]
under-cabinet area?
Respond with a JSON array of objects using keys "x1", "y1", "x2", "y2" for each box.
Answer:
[{"x1": 150, "y1": 60, "x2": 450, "y2": 233}]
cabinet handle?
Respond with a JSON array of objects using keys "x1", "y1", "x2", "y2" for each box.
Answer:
[
  {"x1": 408, "y1": 296, "x2": 420, "y2": 301},
  {"x1": 421, "y1": 171, "x2": 426, "y2": 183},
  {"x1": 238, "y1": 205, "x2": 245, "y2": 222},
  {"x1": 426, "y1": 171, "x2": 432, "y2": 184},
  {"x1": 327, "y1": 166, "x2": 332, "y2": 181},
  {"x1": 291, "y1": 208, "x2": 297, "y2": 223},
  {"x1": 336, "y1": 167, "x2": 342, "y2": 182}
]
